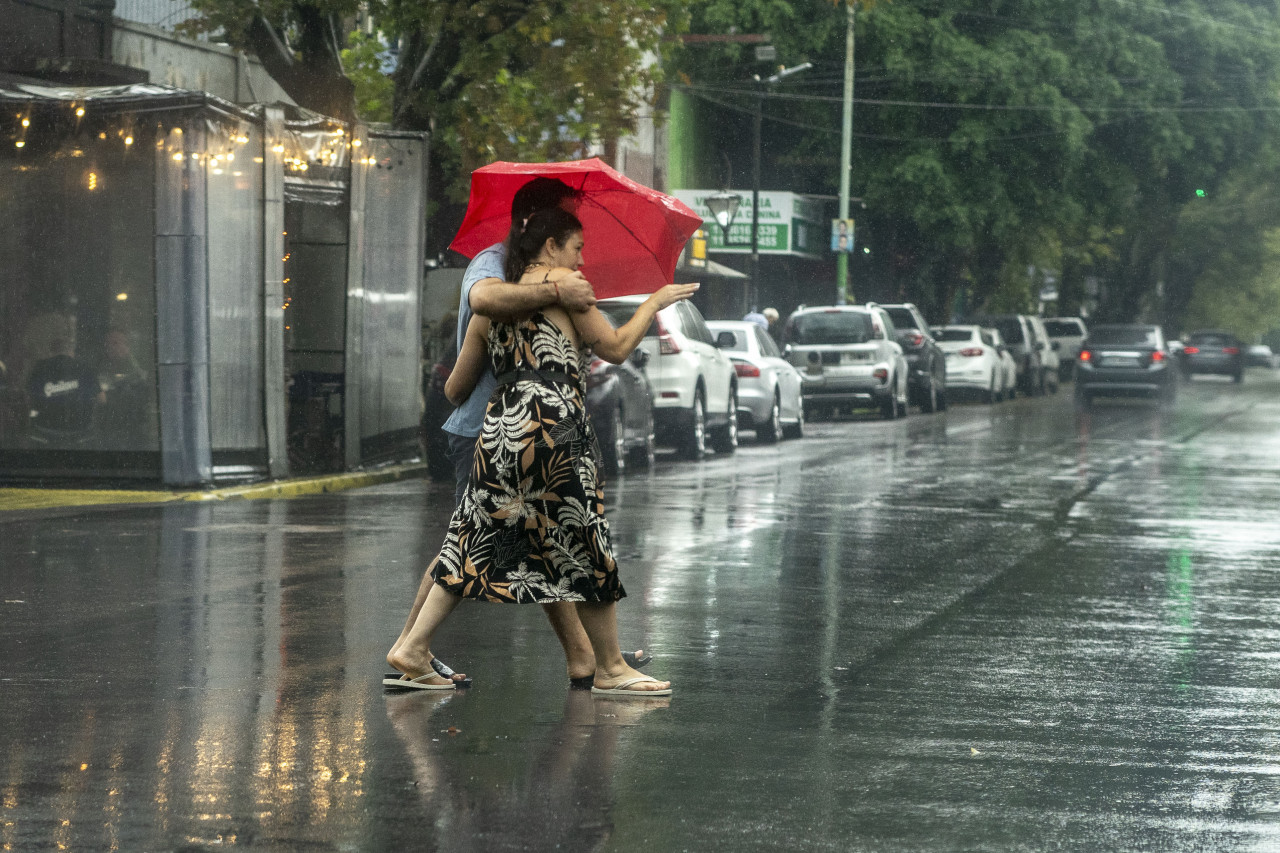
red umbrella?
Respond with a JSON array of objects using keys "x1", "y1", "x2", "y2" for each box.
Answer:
[{"x1": 449, "y1": 158, "x2": 704, "y2": 299}]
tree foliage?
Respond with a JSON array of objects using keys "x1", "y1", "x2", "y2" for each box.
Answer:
[
  {"x1": 182, "y1": 0, "x2": 687, "y2": 208},
  {"x1": 674, "y1": 0, "x2": 1280, "y2": 336}
]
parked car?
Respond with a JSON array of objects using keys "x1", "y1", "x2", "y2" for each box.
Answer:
[
  {"x1": 781, "y1": 304, "x2": 909, "y2": 420},
  {"x1": 1043, "y1": 317, "x2": 1088, "y2": 381},
  {"x1": 597, "y1": 296, "x2": 738, "y2": 459},
  {"x1": 706, "y1": 320, "x2": 805, "y2": 442},
  {"x1": 969, "y1": 314, "x2": 1045, "y2": 395},
  {"x1": 584, "y1": 349, "x2": 656, "y2": 475},
  {"x1": 1076, "y1": 324, "x2": 1177, "y2": 406},
  {"x1": 932, "y1": 325, "x2": 1004, "y2": 403},
  {"x1": 1178, "y1": 330, "x2": 1244, "y2": 382},
  {"x1": 1026, "y1": 316, "x2": 1060, "y2": 394},
  {"x1": 421, "y1": 339, "x2": 457, "y2": 481},
  {"x1": 881, "y1": 303, "x2": 948, "y2": 412},
  {"x1": 987, "y1": 328, "x2": 1020, "y2": 400},
  {"x1": 1246, "y1": 343, "x2": 1276, "y2": 369}
]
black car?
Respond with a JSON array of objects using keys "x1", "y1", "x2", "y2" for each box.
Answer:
[
  {"x1": 585, "y1": 349, "x2": 656, "y2": 476},
  {"x1": 1076, "y1": 324, "x2": 1177, "y2": 406},
  {"x1": 881, "y1": 303, "x2": 948, "y2": 412},
  {"x1": 1179, "y1": 330, "x2": 1244, "y2": 382}
]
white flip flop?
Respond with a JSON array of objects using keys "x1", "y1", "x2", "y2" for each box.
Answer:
[{"x1": 591, "y1": 675, "x2": 672, "y2": 697}]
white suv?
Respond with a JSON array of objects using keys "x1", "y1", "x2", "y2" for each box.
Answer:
[
  {"x1": 1043, "y1": 317, "x2": 1088, "y2": 380},
  {"x1": 597, "y1": 297, "x2": 738, "y2": 459},
  {"x1": 781, "y1": 304, "x2": 910, "y2": 420}
]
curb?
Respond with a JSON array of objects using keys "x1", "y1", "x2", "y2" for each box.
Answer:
[{"x1": 0, "y1": 462, "x2": 429, "y2": 513}]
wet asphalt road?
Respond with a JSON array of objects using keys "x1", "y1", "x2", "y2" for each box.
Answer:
[{"x1": 3, "y1": 370, "x2": 1280, "y2": 851}]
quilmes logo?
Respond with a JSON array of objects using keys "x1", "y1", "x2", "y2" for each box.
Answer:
[{"x1": 43, "y1": 379, "x2": 80, "y2": 398}]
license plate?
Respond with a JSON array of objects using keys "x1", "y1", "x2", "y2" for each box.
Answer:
[
  {"x1": 842, "y1": 352, "x2": 869, "y2": 364},
  {"x1": 1102, "y1": 356, "x2": 1139, "y2": 367}
]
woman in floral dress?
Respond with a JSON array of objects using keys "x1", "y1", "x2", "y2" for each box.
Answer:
[{"x1": 392, "y1": 207, "x2": 696, "y2": 695}]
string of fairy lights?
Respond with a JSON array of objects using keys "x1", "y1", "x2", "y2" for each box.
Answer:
[{"x1": 3, "y1": 97, "x2": 387, "y2": 194}]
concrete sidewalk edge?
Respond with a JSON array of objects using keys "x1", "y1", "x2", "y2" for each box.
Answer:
[{"x1": 0, "y1": 462, "x2": 429, "y2": 513}]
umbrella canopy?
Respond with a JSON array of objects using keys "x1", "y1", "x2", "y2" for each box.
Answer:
[{"x1": 449, "y1": 158, "x2": 704, "y2": 299}]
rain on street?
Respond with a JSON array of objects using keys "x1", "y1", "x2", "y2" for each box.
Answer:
[{"x1": 4, "y1": 370, "x2": 1280, "y2": 851}]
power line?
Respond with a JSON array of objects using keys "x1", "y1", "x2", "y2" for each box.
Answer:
[{"x1": 676, "y1": 83, "x2": 1280, "y2": 114}]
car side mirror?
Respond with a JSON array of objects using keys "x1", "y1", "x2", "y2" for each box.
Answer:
[
  {"x1": 631, "y1": 349, "x2": 650, "y2": 369},
  {"x1": 716, "y1": 331, "x2": 737, "y2": 349}
]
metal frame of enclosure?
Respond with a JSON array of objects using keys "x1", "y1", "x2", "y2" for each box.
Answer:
[{"x1": 0, "y1": 82, "x2": 426, "y2": 486}]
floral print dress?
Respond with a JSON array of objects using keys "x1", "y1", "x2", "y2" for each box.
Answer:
[{"x1": 432, "y1": 311, "x2": 625, "y2": 604}]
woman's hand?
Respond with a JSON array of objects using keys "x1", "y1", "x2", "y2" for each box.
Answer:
[{"x1": 648, "y1": 282, "x2": 700, "y2": 311}]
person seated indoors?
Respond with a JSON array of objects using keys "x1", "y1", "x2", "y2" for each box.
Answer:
[{"x1": 26, "y1": 337, "x2": 104, "y2": 437}]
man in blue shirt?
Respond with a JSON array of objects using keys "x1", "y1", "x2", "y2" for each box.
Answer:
[{"x1": 388, "y1": 178, "x2": 648, "y2": 689}]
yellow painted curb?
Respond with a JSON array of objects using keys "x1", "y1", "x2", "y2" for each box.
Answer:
[{"x1": 0, "y1": 463, "x2": 428, "y2": 513}]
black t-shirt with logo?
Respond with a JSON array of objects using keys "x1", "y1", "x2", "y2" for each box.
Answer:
[{"x1": 27, "y1": 354, "x2": 99, "y2": 432}]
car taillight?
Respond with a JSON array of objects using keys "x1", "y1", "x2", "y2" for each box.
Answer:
[
  {"x1": 1151, "y1": 350, "x2": 1166, "y2": 362},
  {"x1": 1079, "y1": 349, "x2": 1092, "y2": 362},
  {"x1": 655, "y1": 315, "x2": 680, "y2": 355},
  {"x1": 872, "y1": 367, "x2": 888, "y2": 381},
  {"x1": 906, "y1": 332, "x2": 924, "y2": 347},
  {"x1": 589, "y1": 356, "x2": 609, "y2": 375},
  {"x1": 958, "y1": 347, "x2": 984, "y2": 357},
  {"x1": 1224, "y1": 346, "x2": 1240, "y2": 355},
  {"x1": 732, "y1": 359, "x2": 761, "y2": 378},
  {"x1": 432, "y1": 362, "x2": 451, "y2": 381},
  {"x1": 1183, "y1": 346, "x2": 1200, "y2": 354}
]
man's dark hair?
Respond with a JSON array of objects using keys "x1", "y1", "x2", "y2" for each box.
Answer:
[{"x1": 510, "y1": 177, "x2": 578, "y2": 223}]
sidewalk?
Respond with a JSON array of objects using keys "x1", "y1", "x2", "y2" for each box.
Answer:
[{"x1": 0, "y1": 461, "x2": 429, "y2": 512}]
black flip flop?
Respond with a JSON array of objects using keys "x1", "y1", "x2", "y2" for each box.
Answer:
[
  {"x1": 569, "y1": 650, "x2": 653, "y2": 690},
  {"x1": 383, "y1": 657, "x2": 472, "y2": 688}
]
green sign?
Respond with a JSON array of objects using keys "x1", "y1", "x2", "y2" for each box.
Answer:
[{"x1": 704, "y1": 222, "x2": 789, "y2": 253}]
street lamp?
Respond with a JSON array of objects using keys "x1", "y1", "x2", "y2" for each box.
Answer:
[{"x1": 706, "y1": 192, "x2": 741, "y2": 241}]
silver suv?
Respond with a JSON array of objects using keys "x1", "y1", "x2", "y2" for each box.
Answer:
[
  {"x1": 781, "y1": 304, "x2": 909, "y2": 420},
  {"x1": 597, "y1": 296, "x2": 738, "y2": 459}
]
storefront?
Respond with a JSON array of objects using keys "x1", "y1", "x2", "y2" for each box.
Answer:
[{"x1": 0, "y1": 82, "x2": 426, "y2": 486}]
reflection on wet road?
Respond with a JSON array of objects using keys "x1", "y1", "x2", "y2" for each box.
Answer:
[{"x1": 3, "y1": 371, "x2": 1280, "y2": 850}]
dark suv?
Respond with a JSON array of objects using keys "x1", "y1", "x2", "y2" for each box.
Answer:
[
  {"x1": 881, "y1": 303, "x2": 948, "y2": 412},
  {"x1": 1178, "y1": 330, "x2": 1244, "y2": 383}
]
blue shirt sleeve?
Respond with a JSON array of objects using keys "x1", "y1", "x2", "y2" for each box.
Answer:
[{"x1": 442, "y1": 244, "x2": 505, "y2": 438}]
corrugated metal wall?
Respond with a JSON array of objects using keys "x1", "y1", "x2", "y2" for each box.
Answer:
[{"x1": 114, "y1": 0, "x2": 199, "y2": 30}]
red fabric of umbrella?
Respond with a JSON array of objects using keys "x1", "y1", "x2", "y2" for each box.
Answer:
[{"x1": 449, "y1": 158, "x2": 704, "y2": 299}]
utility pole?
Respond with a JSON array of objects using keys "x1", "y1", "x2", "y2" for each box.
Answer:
[
  {"x1": 751, "y1": 62, "x2": 811, "y2": 313},
  {"x1": 836, "y1": 0, "x2": 856, "y2": 304}
]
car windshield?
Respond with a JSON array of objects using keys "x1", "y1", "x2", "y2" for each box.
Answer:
[
  {"x1": 786, "y1": 311, "x2": 874, "y2": 345},
  {"x1": 1089, "y1": 326, "x2": 1158, "y2": 345},
  {"x1": 884, "y1": 308, "x2": 918, "y2": 329},
  {"x1": 936, "y1": 328, "x2": 977, "y2": 343},
  {"x1": 1044, "y1": 320, "x2": 1084, "y2": 336},
  {"x1": 986, "y1": 318, "x2": 1024, "y2": 344},
  {"x1": 599, "y1": 303, "x2": 657, "y2": 338},
  {"x1": 713, "y1": 328, "x2": 748, "y2": 352},
  {"x1": 1188, "y1": 332, "x2": 1234, "y2": 347}
]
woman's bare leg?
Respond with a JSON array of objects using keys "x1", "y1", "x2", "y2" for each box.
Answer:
[
  {"x1": 387, "y1": 582, "x2": 465, "y2": 686},
  {"x1": 574, "y1": 601, "x2": 669, "y2": 691},
  {"x1": 389, "y1": 555, "x2": 441, "y2": 657}
]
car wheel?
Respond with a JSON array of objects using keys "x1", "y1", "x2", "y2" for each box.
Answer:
[
  {"x1": 609, "y1": 404, "x2": 627, "y2": 475},
  {"x1": 1046, "y1": 369, "x2": 1059, "y2": 395},
  {"x1": 881, "y1": 389, "x2": 898, "y2": 420},
  {"x1": 759, "y1": 391, "x2": 783, "y2": 444},
  {"x1": 921, "y1": 379, "x2": 938, "y2": 413},
  {"x1": 783, "y1": 399, "x2": 804, "y2": 439},
  {"x1": 1234, "y1": 371, "x2": 1244, "y2": 384},
  {"x1": 985, "y1": 378, "x2": 996, "y2": 404},
  {"x1": 937, "y1": 377, "x2": 948, "y2": 410},
  {"x1": 676, "y1": 389, "x2": 707, "y2": 460},
  {"x1": 710, "y1": 386, "x2": 739, "y2": 454},
  {"x1": 627, "y1": 428, "x2": 656, "y2": 469}
]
